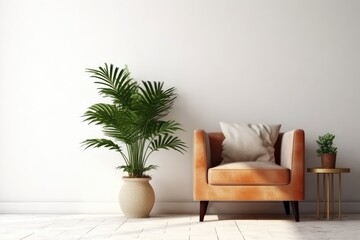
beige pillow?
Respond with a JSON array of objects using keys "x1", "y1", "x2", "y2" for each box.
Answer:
[{"x1": 220, "y1": 122, "x2": 281, "y2": 163}]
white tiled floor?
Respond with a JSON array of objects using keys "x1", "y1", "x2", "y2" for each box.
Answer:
[{"x1": 0, "y1": 214, "x2": 359, "y2": 240}]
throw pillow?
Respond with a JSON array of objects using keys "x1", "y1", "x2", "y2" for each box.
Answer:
[{"x1": 220, "y1": 122, "x2": 281, "y2": 163}]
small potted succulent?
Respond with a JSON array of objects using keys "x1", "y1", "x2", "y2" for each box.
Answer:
[{"x1": 316, "y1": 133, "x2": 337, "y2": 168}]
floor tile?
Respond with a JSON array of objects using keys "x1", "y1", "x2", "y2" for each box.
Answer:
[{"x1": 0, "y1": 214, "x2": 359, "y2": 240}]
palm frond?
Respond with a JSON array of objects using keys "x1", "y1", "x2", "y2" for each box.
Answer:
[
  {"x1": 82, "y1": 138, "x2": 122, "y2": 153},
  {"x1": 116, "y1": 164, "x2": 158, "y2": 177},
  {"x1": 137, "y1": 81, "x2": 176, "y2": 120},
  {"x1": 150, "y1": 134, "x2": 187, "y2": 154},
  {"x1": 86, "y1": 63, "x2": 138, "y2": 107},
  {"x1": 82, "y1": 103, "x2": 118, "y2": 125},
  {"x1": 144, "y1": 120, "x2": 183, "y2": 137},
  {"x1": 156, "y1": 120, "x2": 184, "y2": 133}
]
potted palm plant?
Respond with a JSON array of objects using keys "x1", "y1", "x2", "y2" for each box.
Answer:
[
  {"x1": 316, "y1": 133, "x2": 337, "y2": 168},
  {"x1": 82, "y1": 63, "x2": 187, "y2": 217}
]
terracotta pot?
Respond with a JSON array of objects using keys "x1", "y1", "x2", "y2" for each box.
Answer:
[
  {"x1": 321, "y1": 153, "x2": 336, "y2": 168},
  {"x1": 119, "y1": 177, "x2": 155, "y2": 218}
]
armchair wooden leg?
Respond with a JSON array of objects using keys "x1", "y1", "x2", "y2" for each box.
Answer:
[
  {"x1": 283, "y1": 201, "x2": 290, "y2": 215},
  {"x1": 290, "y1": 201, "x2": 300, "y2": 222},
  {"x1": 199, "y1": 201, "x2": 209, "y2": 222}
]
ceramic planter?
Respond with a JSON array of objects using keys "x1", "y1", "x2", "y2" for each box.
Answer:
[
  {"x1": 119, "y1": 177, "x2": 155, "y2": 218},
  {"x1": 321, "y1": 153, "x2": 336, "y2": 169}
]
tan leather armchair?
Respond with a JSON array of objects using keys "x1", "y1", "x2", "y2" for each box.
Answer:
[{"x1": 193, "y1": 129, "x2": 305, "y2": 222}]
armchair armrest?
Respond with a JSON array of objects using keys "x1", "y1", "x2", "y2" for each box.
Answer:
[
  {"x1": 193, "y1": 129, "x2": 211, "y2": 199},
  {"x1": 281, "y1": 129, "x2": 305, "y2": 195}
]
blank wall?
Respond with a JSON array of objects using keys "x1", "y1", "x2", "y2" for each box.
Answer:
[{"x1": 0, "y1": 0, "x2": 359, "y2": 213}]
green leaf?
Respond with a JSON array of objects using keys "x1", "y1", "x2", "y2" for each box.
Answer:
[
  {"x1": 150, "y1": 134, "x2": 187, "y2": 153},
  {"x1": 82, "y1": 138, "x2": 122, "y2": 153}
]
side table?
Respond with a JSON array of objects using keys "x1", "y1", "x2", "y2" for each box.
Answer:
[{"x1": 307, "y1": 168, "x2": 350, "y2": 220}]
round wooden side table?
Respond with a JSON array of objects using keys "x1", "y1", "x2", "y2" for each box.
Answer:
[{"x1": 307, "y1": 167, "x2": 350, "y2": 220}]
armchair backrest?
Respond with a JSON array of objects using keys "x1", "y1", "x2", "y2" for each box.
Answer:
[{"x1": 207, "y1": 132, "x2": 285, "y2": 167}]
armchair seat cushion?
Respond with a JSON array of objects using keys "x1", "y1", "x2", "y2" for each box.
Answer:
[{"x1": 208, "y1": 162, "x2": 290, "y2": 185}]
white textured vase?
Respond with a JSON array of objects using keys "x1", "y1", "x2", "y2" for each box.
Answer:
[{"x1": 119, "y1": 177, "x2": 155, "y2": 218}]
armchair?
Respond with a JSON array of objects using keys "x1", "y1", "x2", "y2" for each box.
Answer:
[{"x1": 193, "y1": 129, "x2": 304, "y2": 222}]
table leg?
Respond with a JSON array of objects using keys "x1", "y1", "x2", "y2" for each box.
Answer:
[
  {"x1": 326, "y1": 174, "x2": 330, "y2": 220},
  {"x1": 339, "y1": 173, "x2": 342, "y2": 220},
  {"x1": 317, "y1": 173, "x2": 320, "y2": 219},
  {"x1": 331, "y1": 174, "x2": 334, "y2": 219},
  {"x1": 323, "y1": 174, "x2": 326, "y2": 218}
]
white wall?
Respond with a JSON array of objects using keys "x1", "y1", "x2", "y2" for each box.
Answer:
[{"x1": 1, "y1": 0, "x2": 360, "y2": 213}]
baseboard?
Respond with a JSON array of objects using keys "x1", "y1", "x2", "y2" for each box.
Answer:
[
  {"x1": 0, "y1": 201, "x2": 359, "y2": 214},
  {"x1": 154, "y1": 201, "x2": 360, "y2": 214}
]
